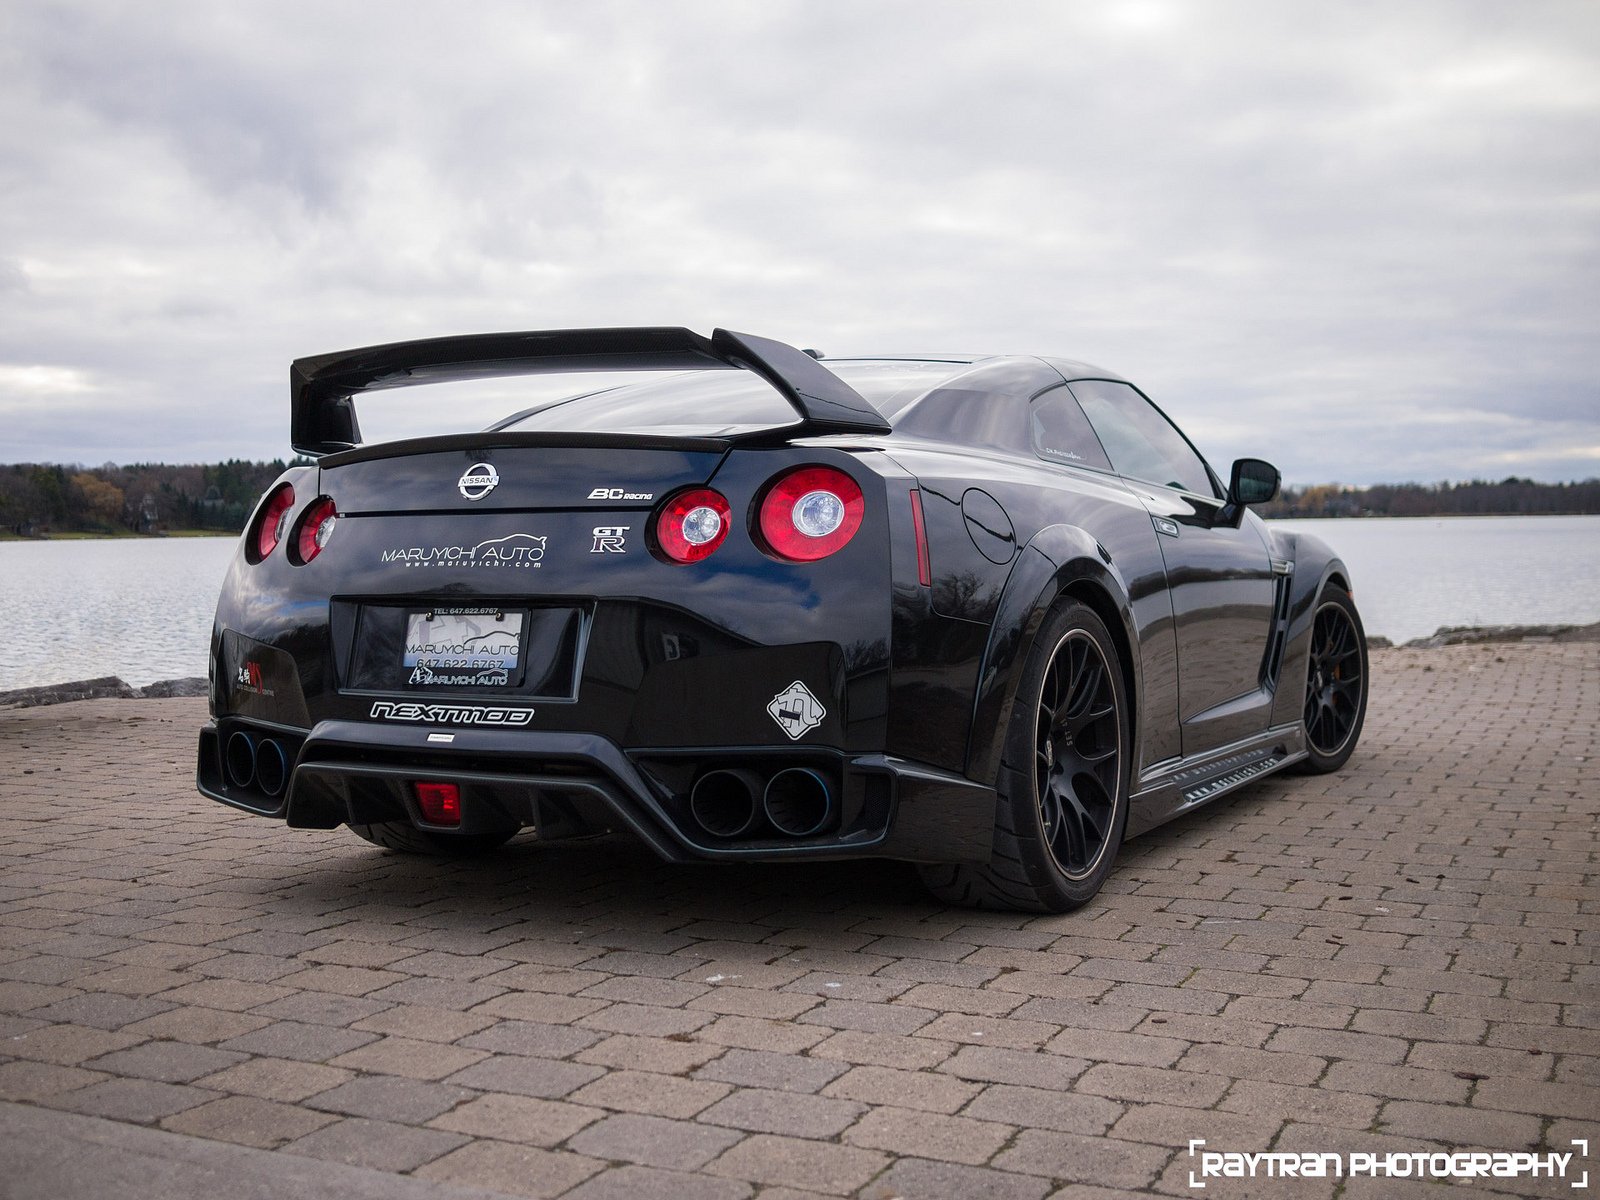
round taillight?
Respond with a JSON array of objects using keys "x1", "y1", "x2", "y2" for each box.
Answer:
[
  {"x1": 253, "y1": 484, "x2": 296, "y2": 560},
  {"x1": 757, "y1": 466, "x2": 864, "y2": 562},
  {"x1": 294, "y1": 497, "x2": 338, "y2": 564},
  {"x1": 653, "y1": 488, "x2": 731, "y2": 564}
]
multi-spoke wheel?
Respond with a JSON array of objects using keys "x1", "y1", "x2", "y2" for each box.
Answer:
[
  {"x1": 1034, "y1": 630, "x2": 1122, "y2": 881},
  {"x1": 919, "y1": 599, "x2": 1130, "y2": 911},
  {"x1": 1294, "y1": 584, "x2": 1368, "y2": 774}
]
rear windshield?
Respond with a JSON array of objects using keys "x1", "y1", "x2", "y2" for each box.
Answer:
[{"x1": 493, "y1": 359, "x2": 966, "y2": 437}]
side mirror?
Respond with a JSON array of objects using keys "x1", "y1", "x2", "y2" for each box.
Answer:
[{"x1": 1228, "y1": 458, "x2": 1280, "y2": 507}]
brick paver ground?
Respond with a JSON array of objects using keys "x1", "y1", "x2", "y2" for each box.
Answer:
[{"x1": 1, "y1": 640, "x2": 1595, "y2": 1198}]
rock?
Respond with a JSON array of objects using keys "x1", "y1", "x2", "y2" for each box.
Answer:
[
  {"x1": 0, "y1": 677, "x2": 139, "y2": 708},
  {"x1": 1402, "y1": 622, "x2": 1598, "y2": 649},
  {"x1": 138, "y1": 677, "x2": 209, "y2": 698},
  {"x1": 1365, "y1": 635, "x2": 1393, "y2": 649}
]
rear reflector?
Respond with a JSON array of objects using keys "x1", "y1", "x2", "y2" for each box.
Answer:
[
  {"x1": 414, "y1": 782, "x2": 461, "y2": 825},
  {"x1": 909, "y1": 488, "x2": 931, "y2": 587}
]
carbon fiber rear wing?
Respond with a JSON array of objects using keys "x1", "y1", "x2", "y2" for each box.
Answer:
[{"x1": 289, "y1": 326, "x2": 890, "y2": 456}]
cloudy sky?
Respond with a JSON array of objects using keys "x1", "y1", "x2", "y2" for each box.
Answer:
[{"x1": 1, "y1": 0, "x2": 1595, "y2": 485}]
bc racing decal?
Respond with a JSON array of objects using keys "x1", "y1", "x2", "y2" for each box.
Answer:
[
  {"x1": 381, "y1": 533, "x2": 545, "y2": 569},
  {"x1": 587, "y1": 487, "x2": 654, "y2": 501},
  {"x1": 369, "y1": 701, "x2": 534, "y2": 726},
  {"x1": 768, "y1": 681, "x2": 826, "y2": 740}
]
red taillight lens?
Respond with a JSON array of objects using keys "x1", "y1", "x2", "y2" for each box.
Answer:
[
  {"x1": 414, "y1": 781, "x2": 461, "y2": 826},
  {"x1": 653, "y1": 488, "x2": 731, "y2": 564},
  {"x1": 253, "y1": 484, "x2": 296, "y2": 560},
  {"x1": 294, "y1": 497, "x2": 338, "y2": 564},
  {"x1": 757, "y1": 466, "x2": 864, "y2": 562}
]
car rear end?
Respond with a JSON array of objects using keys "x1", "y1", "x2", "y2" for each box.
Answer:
[{"x1": 196, "y1": 332, "x2": 976, "y2": 861}]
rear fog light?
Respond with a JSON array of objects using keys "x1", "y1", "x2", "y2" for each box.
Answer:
[{"x1": 414, "y1": 782, "x2": 461, "y2": 825}]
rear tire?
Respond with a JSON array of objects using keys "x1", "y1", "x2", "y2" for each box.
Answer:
[
  {"x1": 348, "y1": 821, "x2": 516, "y2": 856},
  {"x1": 1293, "y1": 584, "x2": 1368, "y2": 774},
  {"x1": 919, "y1": 599, "x2": 1131, "y2": 912}
]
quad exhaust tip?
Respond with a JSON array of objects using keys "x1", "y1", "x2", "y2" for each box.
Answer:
[
  {"x1": 224, "y1": 730, "x2": 290, "y2": 798},
  {"x1": 689, "y1": 768, "x2": 762, "y2": 838},
  {"x1": 763, "y1": 767, "x2": 834, "y2": 837}
]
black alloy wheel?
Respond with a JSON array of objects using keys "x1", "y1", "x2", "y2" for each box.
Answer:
[
  {"x1": 1036, "y1": 629, "x2": 1122, "y2": 881},
  {"x1": 919, "y1": 598, "x2": 1131, "y2": 912},
  {"x1": 1296, "y1": 584, "x2": 1368, "y2": 773}
]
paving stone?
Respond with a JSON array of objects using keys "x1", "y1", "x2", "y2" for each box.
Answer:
[
  {"x1": 568, "y1": 1112, "x2": 743, "y2": 1169},
  {"x1": 575, "y1": 1033, "x2": 725, "y2": 1074},
  {"x1": 414, "y1": 1140, "x2": 607, "y2": 1198},
  {"x1": 305, "y1": 1074, "x2": 476, "y2": 1123},
  {"x1": 562, "y1": 1165, "x2": 752, "y2": 1200},
  {"x1": 444, "y1": 1054, "x2": 606, "y2": 1099},
  {"x1": 842, "y1": 1105, "x2": 1013, "y2": 1165},
  {"x1": 83, "y1": 1039, "x2": 247, "y2": 1083},
  {"x1": 962, "y1": 1083, "x2": 1124, "y2": 1136},
  {"x1": 693, "y1": 1047, "x2": 847, "y2": 1094},
  {"x1": 119, "y1": 1005, "x2": 272, "y2": 1044},
  {"x1": 939, "y1": 1045, "x2": 1087, "y2": 1089},
  {"x1": 327, "y1": 1034, "x2": 488, "y2": 1080},
  {"x1": 698, "y1": 1087, "x2": 866, "y2": 1138},
  {"x1": 216, "y1": 1020, "x2": 379, "y2": 1063},
  {"x1": 706, "y1": 1133, "x2": 889, "y2": 1195},
  {"x1": 4, "y1": 1022, "x2": 144, "y2": 1065},
  {"x1": 430, "y1": 1091, "x2": 603, "y2": 1144},
  {"x1": 993, "y1": 1129, "x2": 1168, "y2": 1188},
  {"x1": 0, "y1": 1059, "x2": 109, "y2": 1102},
  {"x1": 192, "y1": 1054, "x2": 355, "y2": 1102},
  {"x1": 284, "y1": 1115, "x2": 469, "y2": 1173},
  {"x1": 809, "y1": 1029, "x2": 957, "y2": 1071},
  {"x1": 568, "y1": 1069, "x2": 732, "y2": 1118},
  {"x1": 54, "y1": 1076, "x2": 218, "y2": 1122},
  {"x1": 22, "y1": 992, "x2": 174, "y2": 1031},
  {"x1": 158, "y1": 1093, "x2": 339, "y2": 1148},
  {"x1": 864, "y1": 1158, "x2": 1052, "y2": 1200},
  {"x1": 821, "y1": 1064, "x2": 982, "y2": 1114}
]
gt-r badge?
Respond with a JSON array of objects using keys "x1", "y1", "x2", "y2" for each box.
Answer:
[
  {"x1": 458, "y1": 462, "x2": 499, "y2": 500},
  {"x1": 768, "y1": 681, "x2": 826, "y2": 740},
  {"x1": 590, "y1": 526, "x2": 628, "y2": 553}
]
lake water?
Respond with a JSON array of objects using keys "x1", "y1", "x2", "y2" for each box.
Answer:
[{"x1": 1, "y1": 515, "x2": 1596, "y2": 690}]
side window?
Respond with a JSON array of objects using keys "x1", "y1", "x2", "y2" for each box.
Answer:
[
  {"x1": 1069, "y1": 380, "x2": 1218, "y2": 498},
  {"x1": 1029, "y1": 386, "x2": 1113, "y2": 472}
]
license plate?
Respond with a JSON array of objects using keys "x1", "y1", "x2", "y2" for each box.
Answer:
[{"x1": 403, "y1": 608, "x2": 523, "y2": 687}]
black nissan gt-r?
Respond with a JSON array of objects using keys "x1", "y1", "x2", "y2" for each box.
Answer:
[{"x1": 198, "y1": 327, "x2": 1368, "y2": 911}]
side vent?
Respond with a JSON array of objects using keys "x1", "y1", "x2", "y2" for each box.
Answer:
[{"x1": 1259, "y1": 562, "x2": 1295, "y2": 688}]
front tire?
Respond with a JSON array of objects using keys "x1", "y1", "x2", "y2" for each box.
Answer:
[
  {"x1": 348, "y1": 821, "x2": 516, "y2": 856},
  {"x1": 919, "y1": 599, "x2": 1131, "y2": 912},
  {"x1": 1294, "y1": 584, "x2": 1368, "y2": 774}
]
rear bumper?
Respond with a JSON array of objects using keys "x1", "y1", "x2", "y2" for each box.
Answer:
[{"x1": 197, "y1": 717, "x2": 995, "y2": 865}]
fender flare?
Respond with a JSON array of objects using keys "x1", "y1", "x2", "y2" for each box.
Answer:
[{"x1": 964, "y1": 524, "x2": 1139, "y2": 788}]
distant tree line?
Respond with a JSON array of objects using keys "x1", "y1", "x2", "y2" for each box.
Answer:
[
  {"x1": 0, "y1": 461, "x2": 305, "y2": 536},
  {"x1": 1257, "y1": 477, "x2": 1600, "y2": 519},
  {"x1": 3, "y1": 463, "x2": 1597, "y2": 536}
]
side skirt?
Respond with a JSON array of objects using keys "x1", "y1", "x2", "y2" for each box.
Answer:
[{"x1": 1125, "y1": 723, "x2": 1307, "y2": 838}]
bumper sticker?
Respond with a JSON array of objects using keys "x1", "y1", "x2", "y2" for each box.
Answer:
[{"x1": 768, "y1": 681, "x2": 825, "y2": 741}]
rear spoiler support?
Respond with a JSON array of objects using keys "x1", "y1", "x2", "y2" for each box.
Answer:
[{"x1": 289, "y1": 326, "x2": 890, "y2": 456}]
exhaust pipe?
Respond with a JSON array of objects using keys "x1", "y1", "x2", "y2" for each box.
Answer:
[
  {"x1": 225, "y1": 731, "x2": 256, "y2": 790},
  {"x1": 763, "y1": 768, "x2": 834, "y2": 837},
  {"x1": 689, "y1": 769, "x2": 761, "y2": 838},
  {"x1": 255, "y1": 738, "x2": 289, "y2": 798}
]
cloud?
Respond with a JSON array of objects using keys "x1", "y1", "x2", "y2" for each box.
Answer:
[{"x1": 0, "y1": 0, "x2": 1594, "y2": 481}]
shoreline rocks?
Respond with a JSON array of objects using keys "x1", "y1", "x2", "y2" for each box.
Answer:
[{"x1": 0, "y1": 676, "x2": 208, "y2": 708}]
